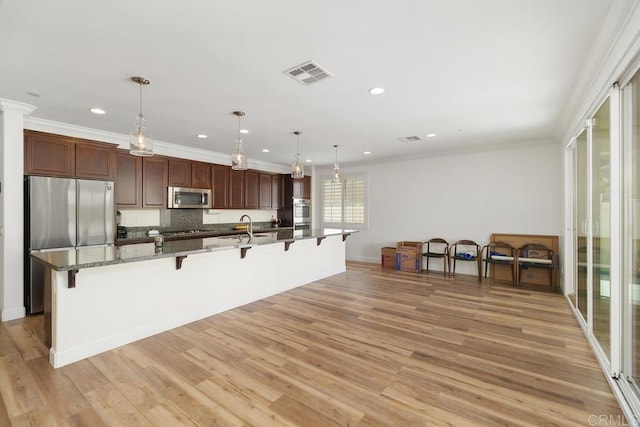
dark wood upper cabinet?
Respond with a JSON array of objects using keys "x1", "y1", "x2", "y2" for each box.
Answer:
[
  {"x1": 168, "y1": 159, "x2": 191, "y2": 187},
  {"x1": 191, "y1": 162, "x2": 211, "y2": 189},
  {"x1": 24, "y1": 130, "x2": 116, "y2": 180},
  {"x1": 229, "y1": 169, "x2": 245, "y2": 209},
  {"x1": 142, "y1": 156, "x2": 168, "y2": 207},
  {"x1": 24, "y1": 131, "x2": 76, "y2": 177},
  {"x1": 259, "y1": 173, "x2": 272, "y2": 209},
  {"x1": 244, "y1": 170, "x2": 260, "y2": 209},
  {"x1": 212, "y1": 164, "x2": 230, "y2": 208},
  {"x1": 75, "y1": 141, "x2": 116, "y2": 180},
  {"x1": 115, "y1": 150, "x2": 142, "y2": 207},
  {"x1": 271, "y1": 175, "x2": 283, "y2": 209},
  {"x1": 292, "y1": 176, "x2": 311, "y2": 199}
]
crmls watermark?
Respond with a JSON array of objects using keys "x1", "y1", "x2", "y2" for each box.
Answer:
[{"x1": 588, "y1": 414, "x2": 638, "y2": 426}]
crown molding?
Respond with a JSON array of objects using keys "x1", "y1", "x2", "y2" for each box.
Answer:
[
  {"x1": 0, "y1": 98, "x2": 37, "y2": 116},
  {"x1": 23, "y1": 117, "x2": 290, "y2": 173}
]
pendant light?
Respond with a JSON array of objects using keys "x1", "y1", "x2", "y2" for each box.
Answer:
[
  {"x1": 231, "y1": 111, "x2": 248, "y2": 170},
  {"x1": 332, "y1": 144, "x2": 343, "y2": 183},
  {"x1": 129, "y1": 76, "x2": 153, "y2": 156},
  {"x1": 291, "y1": 131, "x2": 304, "y2": 179}
]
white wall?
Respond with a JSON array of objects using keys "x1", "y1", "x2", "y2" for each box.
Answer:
[
  {"x1": 328, "y1": 142, "x2": 563, "y2": 275},
  {"x1": 0, "y1": 100, "x2": 35, "y2": 321}
]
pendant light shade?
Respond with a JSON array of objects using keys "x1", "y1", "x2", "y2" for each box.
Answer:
[
  {"x1": 129, "y1": 76, "x2": 153, "y2": 156},
  {"x1": 291, "y1": 131, "x2": 304, "y2": 179},
  {"x1": 332, "y1": 144, "x2": 343, "y2": 183},
  {"x1": 231, "y1": 111, "x2": 248, "y2": 170}
]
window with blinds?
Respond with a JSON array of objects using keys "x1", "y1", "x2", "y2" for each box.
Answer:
[{"x1": 321, "y1": 175, "x2": 367, "y2": 228}]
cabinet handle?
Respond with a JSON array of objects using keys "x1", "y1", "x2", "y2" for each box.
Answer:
[{"x1": 593, "y1": 220, "x2": 599, "y2": 236}]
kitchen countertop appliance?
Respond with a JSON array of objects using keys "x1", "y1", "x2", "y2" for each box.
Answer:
[{"x1": 24, "y1": 176, "x2": 115, "y2": 314}]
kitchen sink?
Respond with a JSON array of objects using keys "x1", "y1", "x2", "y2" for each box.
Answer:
[{"x1": 215, "y1": 232, "x2": 276, "y2": 243}]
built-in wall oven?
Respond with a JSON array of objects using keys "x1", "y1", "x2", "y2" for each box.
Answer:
[
  {"x1": 293, "y1": 198, "x2": 311, "y2": 233},
  {"x1": 293, "y1": 198, "x2": 311, "y2": 224}
]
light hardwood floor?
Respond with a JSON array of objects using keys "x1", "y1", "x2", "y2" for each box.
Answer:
[{"x1": 0, "y1": 261, "x2": 625, "y2": 426}]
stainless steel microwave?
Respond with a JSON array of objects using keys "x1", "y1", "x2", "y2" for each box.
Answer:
[{"x1": 168, "y1": 186, "x2": 212, "y2": 209}]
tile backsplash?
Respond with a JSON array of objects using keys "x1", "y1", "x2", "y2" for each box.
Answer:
[{"x1": 118, "y1": 208, "x2": 277, "y2": 229}]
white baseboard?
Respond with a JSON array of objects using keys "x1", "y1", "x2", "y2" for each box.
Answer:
[{"x1": 1, "y1": 306, "x2": 26, "y2": 322}]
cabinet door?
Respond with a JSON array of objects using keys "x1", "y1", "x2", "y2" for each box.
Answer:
[
  {"x1": 24, "y1": 131, "x2": 75, "y2": 177},
  {"x1": 75, "y1": 141, "x2": 116, "y2": 180},
  {"x1": 168, "y1": 159, "x2": 192, "y2": 187},
  {"x1": 115, "y1": 150, "x2": 142, "y2": 207},
  {"x1": 245, "y1": 170, "x2": 260, "y2": 209},
  {"x1": 142, "y1": 157, "x2": 168, "y2": 207},
  {"x1": 271, "y1": 175, "x2": 283, "y2": 209},
  {"x1": 259, "y1": 173, "x2": 272, "y2": 209},
  {"x1": 292, "y1": 176, "x2": 311, "y2": 199},
  {"x1": 212, "y1": 164, "x2": 230, "y2": 208},
  {"x1": 192, "y1": 162, "x2": 212, "y2": 189},
  {"x1": 229, "y1": 169, "x2": 245, "y2": 209},
  {"x1": 301, "y1": 176, "x2": 311, "y2": 198}
]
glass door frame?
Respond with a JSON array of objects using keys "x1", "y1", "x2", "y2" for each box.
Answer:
[
  {"x1": 564, "y1": 86, "x2": 622, "y2": 377},
  {"x1": 618, "y1": 71, "x2": 640, "y2": 415}
]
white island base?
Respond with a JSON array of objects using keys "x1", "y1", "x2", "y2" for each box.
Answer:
[{"x1": 48, "y1": 235, "x2": 346, "y2": 368}]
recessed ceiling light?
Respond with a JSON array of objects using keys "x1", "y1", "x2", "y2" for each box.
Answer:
[
  {"x1": 239, "y1": 129, "x2": 249, "y2": 134},
  {"x1": 305, "y1": 159, "x2": 312, "y2": 163},
  {"x1": 196, "y1": 134, "x2": 208, "y2": 139},
  {"x1": 369, "y1": 87, "x2": 385, "y2": 95},
  {"x1": 89, "y1": 107, "x2": 106, "y2": 115},
  {"x1": 261, "y1": 149, "x2": 270, "y2": 153},
  {"x1": 426, "y1": 133, "x2": 437, "y2": 138},
  {"x1": 363, "y1": 151, "x2": 371, "y2": 155}
]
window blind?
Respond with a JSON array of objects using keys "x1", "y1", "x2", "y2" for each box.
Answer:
[{"x1": 322, "y1": 175, "x2": 367, "y2": 227}]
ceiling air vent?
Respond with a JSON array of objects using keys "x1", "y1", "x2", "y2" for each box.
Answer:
[
  {"x1": 284, "y1": 61, "x2": 333, "y2": 86},
  {"x1": 398, "y1": 136, "x2": 423, "y2": 143}
]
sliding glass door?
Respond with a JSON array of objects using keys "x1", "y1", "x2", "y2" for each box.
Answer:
[
  {"x1": 575, "y1": 129, "x2": 589, "y2": 321},
  {"x1": 621, "y1": 69, "x2": 640, "y2": 406},
  {"x1": 592, "y1": 98, "x2": 612, "y2": 357},
  {"x1": 571, "y1": 96, "x2": 612, "y2": 362}
]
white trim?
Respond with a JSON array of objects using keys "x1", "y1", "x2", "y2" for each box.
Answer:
[
  {"x1": 0, "y1": 99, "x2": 36, "y2": 116},
  {"x1": 1, "y1": 306, "x2": 26, "y2": 322},
  {"x1": 610, "y1": 84, "x2": 623, "y2": 375}
]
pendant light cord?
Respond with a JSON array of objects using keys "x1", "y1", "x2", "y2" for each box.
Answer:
[{"x1": 139, "y1": 83, "x2": 143, "y2": 117}]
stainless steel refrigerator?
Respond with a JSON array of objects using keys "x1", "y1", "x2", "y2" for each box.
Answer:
[{"x1": 25, "y1": 176, "x2": 114, "y2": 314}]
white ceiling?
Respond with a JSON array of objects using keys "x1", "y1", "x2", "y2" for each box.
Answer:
[{"x1": 0, "y1": 0, "x2": 620, "y2": 167}]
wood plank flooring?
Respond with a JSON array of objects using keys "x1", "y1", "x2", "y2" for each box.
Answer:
[{"x1": 0, "y1": 261, "x2": 625, "y2": 426}]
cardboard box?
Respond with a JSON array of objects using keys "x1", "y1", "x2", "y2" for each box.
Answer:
[
  {"x1": 381, "y1": 247, "x2": 396, "y2": 269},
  {"x1": 396, "y1": 241, "x2": 423, "y2": 272}
]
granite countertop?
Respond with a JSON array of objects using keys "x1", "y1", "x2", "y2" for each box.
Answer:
[
  {"x1": 116, "y1": 226, "x2": 293, "y2": 246},
  {"x1": 31, "y1": 228, "x2": 356, "y2": 271}
]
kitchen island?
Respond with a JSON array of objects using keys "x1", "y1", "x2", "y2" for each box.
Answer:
[{"x1": 31, "y1": 229, "x2": 354, "y2": 368}]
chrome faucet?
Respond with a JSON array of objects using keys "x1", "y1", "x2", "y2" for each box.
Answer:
[{"x1": 239, "y1": 214, "x2": 253, "y2": 240}]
